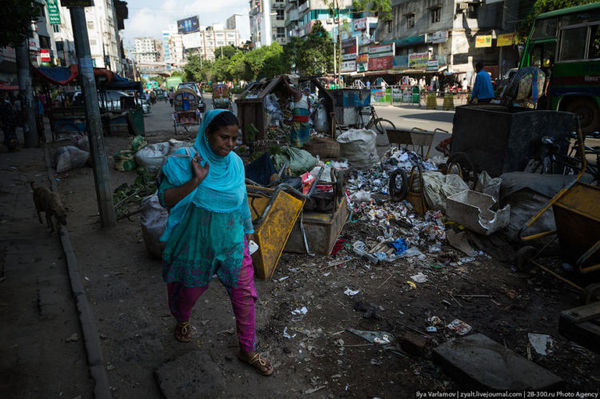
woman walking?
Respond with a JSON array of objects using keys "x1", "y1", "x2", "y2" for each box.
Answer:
[{"x1": 159, "y1": 109, "x2": 273, "y2": 376}]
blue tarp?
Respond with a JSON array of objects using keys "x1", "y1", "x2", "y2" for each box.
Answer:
[
  {"x1": 105, "y1": 73, "x2": 142, "y2": 93},
  {"x1": 36, "y1": 65, "x2": 78, "y2": 85}
]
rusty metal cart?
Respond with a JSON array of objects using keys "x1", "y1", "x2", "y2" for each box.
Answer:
[{"x1": 518, "y1": 124, "x2": 600, "y2": 302}]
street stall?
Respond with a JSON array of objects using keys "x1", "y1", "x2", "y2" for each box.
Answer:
[
  {"x1": 172, "y1": 87, "x2": 201, "y2": 136},
  {"x1": 212, "y1": 83, "x2": 232, "y2": 110}
]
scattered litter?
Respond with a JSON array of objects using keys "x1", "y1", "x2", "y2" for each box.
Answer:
[
  {"x1": 304, "y1": 386, "x2": 326, "y2": 395},
  {"x1": 446, "y1": 190, "x2": 510, "y2": 236},
  {"x1": 65, "y1": 333, "x2": 79, "y2": 342},
  {"x1": 248, "y1": 240, "x2": 259, "y2": 255},
  {"x1": 446, "y1": 230, "x2": 477, "y2": 257},
  {"x1": 411, "y1": 272, "x2": 428, "y2": 283},
  {"x1": 323, "y1": 272, "x2": 331, "y2": 277},
  {"x1": 344, "y1": 287, "x2": 360, "y2": 296},
  {"x1": 446, "y1": 319, "x2": 473, "y2": 335},
  {"x1": 347, "y1": 328, "x2": 394, "y2": 344},
  {"x1": 401, "y1": 247, "x2": 425, "y2": 259},
  {"x1": 292, "y1": 306, "x2": 308, "y2": 316},
  {"x1": 406, "y1": 281, "x2": 417, "y2": 289},
  {"x1": 426, "y1": 326, "x2": 438, "y2": 333},
  {"x1": 278, "y1": 276, "x2": 289, "y2": 282},
  {"x1": 428, "y1": 316, "x2": 443, "y2": 326},
  {"x1": 528, "y1": 333, "x2": 553, "y2": 356},
  {"x1": 388, "y1": 238, "x2": 408, "y2": 255},
  {"x1": 283, "y1": 327, "x2": 296, "y2": 339}
]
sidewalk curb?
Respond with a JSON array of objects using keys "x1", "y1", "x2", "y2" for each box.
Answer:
[{"x1": 43, "y1": 147, "x2": 112, "y2": 399}]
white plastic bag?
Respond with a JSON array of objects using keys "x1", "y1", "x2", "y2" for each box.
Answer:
[
  {"x1": 475, "y1": 170, "x2": 502, "y2": 202},
  {"x1": 135, "y1": 142, "x2": 170, "y2": 173},
  {"x1": 336, "y1": 129, "x2": 379, "y2": 168},
  {"x1": 423, "y1": 171, "x2": 469, "y2": 212},
  {"x1": 140, "y1": 192, "x2": 168, "y2": 259},
  {"x1": 314, "y1": 104, "x2": 328, "y2": 132},
  {"x1": 54, "y1": 145, "x2": 90, "y2": 173}
]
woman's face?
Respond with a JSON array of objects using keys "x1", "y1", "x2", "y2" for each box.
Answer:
[{"x1": 207, "y1": 124, "x2": 238, "y2": 156}]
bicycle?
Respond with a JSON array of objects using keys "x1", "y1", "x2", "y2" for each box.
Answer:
[{"x1": 335, "y1": 104, "x2": 396, "y2": 137}]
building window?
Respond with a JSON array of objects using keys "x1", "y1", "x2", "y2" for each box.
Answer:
[
  {"x1": 386, "y1": 21, "x2": 392, "y2": 33},
  {"x1": 406, "y1": 14, "x2": 415, "y2": 28},
  {"x1": 87, "y1": 20, "x2": 94, "y2": 30},
  {"x1": 277, "y1": 27, "x2": 285, "y2": 37},
  {"x1": 277, "y1": 10, "x2": 284, "y2": 20},
  {"x1": 431, "y1": 7, "x2": 441, "y2": 24}
]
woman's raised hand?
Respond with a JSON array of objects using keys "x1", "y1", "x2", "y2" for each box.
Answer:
[{"x1": 192, "y1": 154, "x2": 209, "y2": 184}]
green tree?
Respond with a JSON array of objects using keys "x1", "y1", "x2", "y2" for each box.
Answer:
[
  {"x1": 296, "y1": 22, "x2": 334, "y2": 76},
  {"x1": 227, "y1": 51, "x2": 248, "y2": 81},
  {"x1": 352, "y1": 0, "x2": 392, "y2": 21},
  {"x1": 214, "y1": 45, "x2": 239, "y2": 59},
  {"x1": 183, "y1": 55, "x2": 214, "y2": 82},
  {"x1": 519, "y1": 0, "x2": 597, "y2": 37},
  {"x1": 149, "y1": 75, "x2": 165, "y2": 86},
  {"x1": 170, "y1": 71, "x2": 184, "y2": 78},
  {"x1": 0, "y1": 0, "x2": 40, "y2": 47}
]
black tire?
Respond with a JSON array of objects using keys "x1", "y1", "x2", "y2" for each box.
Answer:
[
  {"x1": 446, "y1": 152, "x2": 477, "y2": 183},
  {"x1": 564, "y1": 98, "x2": 600, "y2": 133},
  {"x1": 389, "y1": 168, "x2": 409, "y2": 201},
  {"x1": 372, "y1": 118, "x2": 396, "y2": 136}
]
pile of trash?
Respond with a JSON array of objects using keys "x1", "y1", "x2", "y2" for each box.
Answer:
[{"x1": 113, "y1": 136, "x2": 191, "y2": 173}]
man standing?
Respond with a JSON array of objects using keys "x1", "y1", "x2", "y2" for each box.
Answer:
[{"x1": 470, "y1": 62, "x2": 494, "y2": 103}]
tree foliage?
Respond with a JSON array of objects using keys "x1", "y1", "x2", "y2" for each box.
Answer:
[
  {"x1": 0, "y1": 0, "x2": 40, "y2": 47},
  {"x1": 520, "y1": 0, "x2": 597, "y2": 37},
  {"x1": 294, "y1": 22, "x2": 334, "y2": 76},
  {"x1": 352, "y1": 0, "x2": 392, "y2": 21}
]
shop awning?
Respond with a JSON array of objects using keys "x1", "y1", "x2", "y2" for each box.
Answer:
[
  {"x1": 33, "y1": 64, "x2": 115, "y2": 86},
  {"x1": 105, "y1": 73, "x2": 142, "y2": 93}
]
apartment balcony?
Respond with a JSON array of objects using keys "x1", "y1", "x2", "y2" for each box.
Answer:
[{"x1": 287, "y1": 8, "x2": 299, "y2": 22}]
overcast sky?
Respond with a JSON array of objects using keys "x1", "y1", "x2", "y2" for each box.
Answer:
[{"x1": 122, "y1": 0, "x2": 250, "y2": 47}]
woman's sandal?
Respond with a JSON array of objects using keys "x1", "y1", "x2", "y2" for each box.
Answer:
[
  {"x1": 174, "y1": 321, "x2": 193, "y2": 343},
  {"x1": 237, "y1": 351, "x2": 274, "y2": 376}
]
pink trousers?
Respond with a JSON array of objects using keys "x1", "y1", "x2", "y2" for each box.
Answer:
[{"x1": 167, "y1": 240, "x2": 258, "y2": 352}]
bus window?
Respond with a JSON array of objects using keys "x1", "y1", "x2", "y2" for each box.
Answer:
[
  {"x1": 532, "y1": 18, "x2": 557, "y2": 40},
  {"x1": 589, "y1": 25, "x2": 600, "y2": 59},
  {"x1": 531, "y1": 42, "x2": 556, "y2": 67},
  {"x1": 561, "y1": 9, "x2": 600, "y2": 26},
  {"x1": 559, "y1": 27, "x2": 587, "y2": 61}
]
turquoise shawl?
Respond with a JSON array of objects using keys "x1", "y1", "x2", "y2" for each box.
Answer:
[{"x1": 160, "y1": 109, "x2": 246, "y2": 242}]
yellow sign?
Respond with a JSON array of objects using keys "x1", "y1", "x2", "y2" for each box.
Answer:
[
  {"x1": 497, "y1": 33, "x2": 516, "y2": 47},
  {"x1": 475, "y1": 35, "x2": 492, "y2": 48}
]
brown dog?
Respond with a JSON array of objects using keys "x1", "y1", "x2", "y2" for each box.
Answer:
[{"x1": 30, "y1": 182, "x2": 67, "y2": 232}]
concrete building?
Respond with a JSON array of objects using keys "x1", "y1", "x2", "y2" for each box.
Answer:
[
  {"x1": 376, "y1": 0, "x2": 522, "y2": 79},
  {"x1": 168, "y1": 34, "x2": 185, "y2": 65},
  {"x1": 227, "y1": 14, "x2": 251, "y2": 43},
  {"x1": 181, "y1": 24, "x2": 240, "y2": 60},
  {"x1": 285, "y1": 0, "x2": 355, "y2": 41},
  {"x1": 249, "y1": 0, "x2": 287, "y2": 47},
  {"x1": 83, "y1": 0, "x2": 127, "y2": 71},
  {"x1": 134, "y1": 37, "x2": 163, "y2": 64}
]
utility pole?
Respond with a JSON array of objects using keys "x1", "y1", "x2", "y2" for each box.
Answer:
[
  {"x1": 69, "y1": 5, "x2": 116, "y2": 228},
  {"x1": 15, "y1": 39, "x2": 38, "y2": 148}
]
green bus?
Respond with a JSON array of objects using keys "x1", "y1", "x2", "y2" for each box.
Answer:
[{"x1": 520, "y1": 3, "x2": 600, "y2": 132}]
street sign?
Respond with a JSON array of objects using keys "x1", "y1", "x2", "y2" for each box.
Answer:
[
  {"x1": 475, "y1": 35, "x2": 492, "y2": 48},
  {"x1": 47, "y1": 0, "x2": 61, "y2": 24},
  {"x1": 60, "y1": 0, "x2": 93, "y2": 7},
  {"x1": 497, "y1": 33, "x2": 516, "y2": 47},
  {"x1": 40, "y1": 49, "x2": 51, "y2": 62}
]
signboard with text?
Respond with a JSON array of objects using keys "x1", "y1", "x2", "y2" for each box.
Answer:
[
  {"x1": 177, "y1": 16, "x2": 200, "y2": 34},
  {"x1": 47, "y1": 0, "x2": 61, "y2": 24},
  {"x1": 426, "y1": 59, "x2": 439, "y2": 72},
  {"x1": 341, "y1": 38, "x2": 358, "y2": 61},
  {"x1": 497, "y1": 33, "x2": 516, "y2": 47},
  {"x1": 60, "y1": 0, "x2": 93, "y2": 7},
  {"x1": 368, "y1": 56, "x2": 393, "y2": 71},
  {"x1": 475, "y1": 35, "x2": 492, "y2": 48},
  {"x1": 427, "y1": 31, "x2": 447, "y2": 44},
  {"x1": 408, "y1": 52, "x2": 429, "y2": 68},
  {"x1": 368, "y1": 43, "x2": 394, "y2": 58},
  {"x1": 40, "y1": 49, "x2": 51, "y2": 62},
  {"x1": 341, "y1": 60, "x2": 356, "y2": 73},
  {"x1": 354, "y1": 17, "x2": 367, "y2": 31}
]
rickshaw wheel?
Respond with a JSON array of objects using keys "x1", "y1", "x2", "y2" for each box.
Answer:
[
  {"x1": 583, "y1": 283, "x2": 600, "y2": 304},
  {"x1": 516, "y1": 246, "x2": 537, "y2": 273}
]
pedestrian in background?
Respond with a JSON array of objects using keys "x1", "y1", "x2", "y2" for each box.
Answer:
[
  {"x1": 282, "y1": 77, "x2": 311, "y2": 148},
  {"x1": 0, "y1": 93, "x2": 18, "y2": 151},
  {"x1": 159, "y1": 109, "x2": 273, "y2": 376},
  {"x1": 470, "y1": 62, "x2": 495, "y2": 104}
]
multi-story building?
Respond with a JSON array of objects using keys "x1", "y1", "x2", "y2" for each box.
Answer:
[
  {"x1": 249, "y1": 0, "x2": 288, "y2": 47},
  {"x1": 168, "y1": 34, "x2": 185, "y2": 65},
  {"x1": 134, "y1": 37, "x2": 163, "y2": 64},
  {"x1": 226, "y1": 14, "x2": 251, "y2": 43},
  {"x1": 84, "y1": 0, "x2": 127, "y2": 71},
  {"x1": 285, "y1": 0, "x2": 355, "y2": 41},
  {"x1": 376, "y1": 0, "x2": 522, "y2": 79},
  {"x1": 181, "y1": 24, "x2": 240, "y2": 60}
]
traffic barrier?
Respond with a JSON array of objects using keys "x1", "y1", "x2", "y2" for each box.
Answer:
[
  {"x1": 426, "y1": 93, "x2": 437, "y2": 110},
  {"x1": 443, "y1": 93, "x2": 455, "y2": 110}
]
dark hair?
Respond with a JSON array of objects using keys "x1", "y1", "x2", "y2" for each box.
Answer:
[
  {"x1": 475, "y1": 62, "x2": 484, "y2": 71},
  {"x1": 206, "y1": 111, "x2": 239, "y2": 135}
]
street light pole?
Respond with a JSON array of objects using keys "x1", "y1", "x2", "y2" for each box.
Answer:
[{"x1": 69, "y1": 6, "x2": 116, "y2": 227}]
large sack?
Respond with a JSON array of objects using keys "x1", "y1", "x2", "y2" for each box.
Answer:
[
  {"x1": 54, "y1": 145, "x2": 90, "y2": 173},
  {"x1": 273, "y1": 146, "x2": 318, "y2": 175},
  {"x1": 135, "y1": 142, "x2": 170, "y2": 173},
  {"x1": 337, "y1": 129, "x2": 379, "y2": 168},
  {"x1": 423, "y1": 171, "x2": 469, "y2": 212},
  {"x1": 140, "y1": 192, "x2": 168, "y2": 259}
]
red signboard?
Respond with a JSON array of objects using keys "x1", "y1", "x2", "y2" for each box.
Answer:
[
  {"x1": 40, "y1": 49, "x2": 51, "y2": 62},
  {"x1": 368, "y1": 56, "x2": 393, "y2": 71}
]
